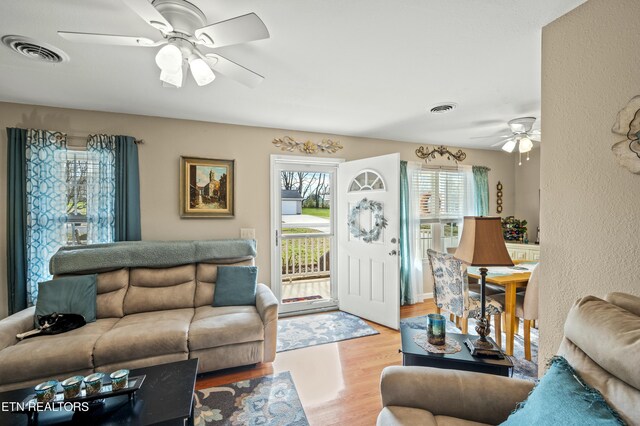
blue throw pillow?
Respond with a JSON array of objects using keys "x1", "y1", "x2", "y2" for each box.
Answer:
[
  {"x1": 212, "y1": 266, "x2": 258, "y2": 307},
  {"x1": 35, "y1": 275, "x2": 98, "y2": 325},
  {"x1": 501, "y1": 356, "x2": 624, "y2": 426}
]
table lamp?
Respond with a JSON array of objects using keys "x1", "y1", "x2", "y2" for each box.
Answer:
[{"x1": 454, "y1": 216, "x2": 513, "y2": 357}]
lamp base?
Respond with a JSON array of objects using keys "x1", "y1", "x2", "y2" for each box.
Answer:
[{"x1": 464, "y1": 337, "x2": 504, "y2": 359}]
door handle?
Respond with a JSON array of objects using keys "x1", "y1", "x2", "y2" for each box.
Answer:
[{"x1": 389, "y1": 250, "x2": 397, "y2": 256}]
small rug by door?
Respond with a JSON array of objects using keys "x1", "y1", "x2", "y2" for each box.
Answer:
[
  {"x1": 194, "y1": 371, "x2": 309, "y2": 426},
  {"x1": 282, "y1": 295, "x2": 323, "y2": 304},
  {"x1": 277, "y1": 311, "x2": 379, "y2": 352},
  {"x1": 401, "y1": 316, "x2": 538, "y2": 381}
]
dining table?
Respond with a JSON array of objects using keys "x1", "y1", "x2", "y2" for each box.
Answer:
[{"x1": 467, "y1": 262, "x2": 537, "y2": 356}]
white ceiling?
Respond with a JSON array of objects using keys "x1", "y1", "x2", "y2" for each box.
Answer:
[{"x1": 0, "y1": 0, "x2": 585, "y2": 148}]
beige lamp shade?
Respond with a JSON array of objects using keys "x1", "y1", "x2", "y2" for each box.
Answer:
[{"x1": 454, "y1": 216, "x2": 514, "y2": 267}]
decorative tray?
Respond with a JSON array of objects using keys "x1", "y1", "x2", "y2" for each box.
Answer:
[{"x1": 17, "y1": 375, "x2": 145, "y2": 416}]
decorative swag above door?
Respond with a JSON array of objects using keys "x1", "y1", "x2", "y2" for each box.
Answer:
[{"x1": 6, "y1": 127, "x2": 141, "y2": 314}]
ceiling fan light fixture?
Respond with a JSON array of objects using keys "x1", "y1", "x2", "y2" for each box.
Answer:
[
  {"x1": 160, "y1": 67, "x2": 183, "y2": 88},
  {"x1": 519, "y1": 137, "x2": 533, "y2": 153},
  {"x1": 155, "y1": 43, "x2": 182, "y2": 72},
  {"x1": 502, "y1": 140, "x2": 517, "y2": 153},
  {"x1": 189, "y1": 57, "x2": 215, "y2": 86}
]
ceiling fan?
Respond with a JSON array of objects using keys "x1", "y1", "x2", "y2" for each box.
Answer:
[
  {"x1": 58, "y1": 0, "x2": 270, "y2": 88},
  {"x1": 488, "y1": 117, "x2": 541, "y2": 165}
]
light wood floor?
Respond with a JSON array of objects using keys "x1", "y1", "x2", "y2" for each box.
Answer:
[{"x1": 196, "y1": 300, "x2": 438, "y2": 426}]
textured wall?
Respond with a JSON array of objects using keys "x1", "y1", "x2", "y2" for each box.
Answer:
[
  {"x1": 514, "y1": 147, "x2": 540, "y2": 239},
  {"x1": 540, "y1": 0, "x2": 640, "y2": 369},
  {"x1": 0, "y1": 102, "x2": 516, "y2": 318}
]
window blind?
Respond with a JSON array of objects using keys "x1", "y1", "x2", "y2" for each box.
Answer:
[{"x1": 414, "y1": 168, "x2": 466, "y2": 222}]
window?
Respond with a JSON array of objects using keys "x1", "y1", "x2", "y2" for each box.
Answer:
[
  {"x1": 414, "y1": 168, "x2": 467, "y2": 258},
  {"x1": 348, "y1": 170, "x2": 385, "y2": 192},
  {"x1": 62, "y1": 149, "x2": 99, "y2": 246}
]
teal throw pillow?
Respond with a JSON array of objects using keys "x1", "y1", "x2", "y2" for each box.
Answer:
[
  {"x1": 501, "y1": 356, "x2": 624, "y2": 426},
  {"x1": 213, "y1": 266, "x2": 257, "y2": 307},
  {"x1": 35, "y1": 275, "x2": 98, "y2": 325}
]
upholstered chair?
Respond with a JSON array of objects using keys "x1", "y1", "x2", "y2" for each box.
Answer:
[
  {"x1": 427, "y1": 250, "x2": 503, "y2": 346},
  {"x1": 446, "y1": 246, "x2": 504, "y2": 296}
]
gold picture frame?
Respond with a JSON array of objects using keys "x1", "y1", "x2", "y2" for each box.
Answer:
[{"x1": 180, "y1": 156, "x2": 235, "y2": 218}]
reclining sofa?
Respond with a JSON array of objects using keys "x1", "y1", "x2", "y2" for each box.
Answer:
[
  {"x1": 0, "y1": 240, "x2": 279, "y2": 392},
  {"x1": 377, "y1": 292, "x2": 640, "y2": 425}
]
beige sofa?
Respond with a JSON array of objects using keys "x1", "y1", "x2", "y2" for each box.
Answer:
[
  {"x1": 377, "y1": 292, "x2": 640, "y2": 425},
  {"x1": 0, "y1": 256, "x2": 278, "y2": 392}
]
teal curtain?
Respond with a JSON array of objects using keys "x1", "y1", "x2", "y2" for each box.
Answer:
[
  {"x1": 399, "y1": 161, "x2": 416, "y2": 305},
  {"x1": 6, "y1": 128, "x2": 28, "y2": 314},
  {"x1": 472, "y1": 166, "x2": 490, "y2": 216},
  {"x1": 25, "y1": 129, "x2": 68, "y2": 305},
  {"x1": 87, "y1": 135, "x2": 116, "y2": 243},
  {"x1": 114, "y1": 136, "x2": 141, "y2": 241}
]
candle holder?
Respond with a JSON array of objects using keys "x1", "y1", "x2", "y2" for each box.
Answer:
[{"x1": 427, "y1": 313, "x2": 446, "y2": 346}]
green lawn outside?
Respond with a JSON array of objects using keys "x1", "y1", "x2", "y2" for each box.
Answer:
[
  {"x1": 282, "y1": 227, "x2": 321, "y2": 234},
  {"x1": 302, "y1": 207, "x2": 330, "y2": 218}
]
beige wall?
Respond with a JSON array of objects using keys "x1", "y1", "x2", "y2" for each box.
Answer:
[
  {"x1": 514, "y1": 147, "x2": 540, "y2": 240},
  {"x1": 540, "y1": 0, "x2": 640, "y2": 369},
  {"x1": 0, "y1": 101, "x2": 516, "y2": 318}
]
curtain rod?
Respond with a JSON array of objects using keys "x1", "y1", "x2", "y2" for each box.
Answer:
[
  {"x1": 65, "y1": 134, "x2": 144, "y2": 144},
  {"x1": 421, "y1": 165, "x2": 459, "y2": 171}
]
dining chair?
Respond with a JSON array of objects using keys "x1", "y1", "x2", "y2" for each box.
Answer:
[
  {"x1": 492, "y1": 264, "x2": 539, "y2": 360},
  {"x1": 446, "y1": 246, "x2": 505, "y2": 296},
  {"x1": 427, "y1": 249, "x2": 504, "y2": 347}
]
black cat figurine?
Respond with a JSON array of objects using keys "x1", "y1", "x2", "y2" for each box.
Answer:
[{"x1": 16, "y1": 313, "x2": 86, "y2": 340}]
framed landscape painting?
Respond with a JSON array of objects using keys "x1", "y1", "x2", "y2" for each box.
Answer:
[{"x1": 180, "y1": 156, "x2": 235, "y2": 218}]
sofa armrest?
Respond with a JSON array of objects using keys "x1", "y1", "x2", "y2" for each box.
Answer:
[
  {"x1": 255, "y1": 283, "x2": 279, "y2": 362},
  {"x1": 0, "y1": 307, "x2": 36, "y2": 352},
  {"x1": 380, "y1": 366, "x2": 534, "y2": 425},
  {"x1": 255, "y1": 284, "x2": 278, "y2": 325}
]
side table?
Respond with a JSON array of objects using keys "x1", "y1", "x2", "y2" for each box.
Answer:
[{"x1": 400, "y1": 324, "x2": 513, "y2": 377}]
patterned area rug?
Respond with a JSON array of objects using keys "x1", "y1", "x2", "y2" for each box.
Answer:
[
  {"x1": 277, "y1": 311, "x2": 379, "y2": 352},
  {"x1": 194, "y1": 372, "x2": 309, "y2": 426},
  {"x1": 401, "y1": 316, "x2": 539, "y2": 381}
]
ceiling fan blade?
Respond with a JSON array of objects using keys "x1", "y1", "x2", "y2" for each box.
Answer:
[
  {"x1": 58, "y1": 31, "x2": 164, "y2": 46},
  {"x1": 121, "y1": 0, "x2": 173, "y2": 32},
  {"x1": 195, "y1": 13, "x2": 269, "y2": 48},
  {"x1": 203, "y1": 53, "x2": 264, "y2": 88},
  {"x1": 529, "y1": 130, "x2": 541, "y2": 136},
  {"x1": 470, "y1": 134, "x2": 511, "y2": 140},
  {"x1": 530, "y1": 137, "x2": 541, "y2": 142}
]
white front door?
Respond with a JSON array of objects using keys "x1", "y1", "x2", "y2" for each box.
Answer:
[{"x1": 337, "y1": 153, "x2": 400, "y2": 329}]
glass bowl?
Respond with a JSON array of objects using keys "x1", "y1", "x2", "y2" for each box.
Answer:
[
  {"x1": 61, "y1": 376, "x2": 84, "y2": 399},
  {"x1": 83, "y1": 373, "x2": 105, "y2": 396},
  {"x1": 35, "y1": 380, "x2": 58, "y2": 403},
  {"x1": 109, "y1": 369, "x2": 130, "y2": 391}
]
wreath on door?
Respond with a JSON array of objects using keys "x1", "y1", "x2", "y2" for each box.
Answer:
[{"x1": 348, "y1": 198, "x2": 388, "y2": 243}]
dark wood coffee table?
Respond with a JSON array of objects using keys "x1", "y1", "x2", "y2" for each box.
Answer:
[
  {"x1": 0, "y1": 358, "x2": 198, "y2": 425},
  {"x1": 400, "y1": 324, "x2": 513, "y2": 377}
]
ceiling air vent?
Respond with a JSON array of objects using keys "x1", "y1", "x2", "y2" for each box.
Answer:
[
  {"x1": 429, "y1": 103, "x2": 457, "y2": 114},
  {"x1": 2, "y1": 35, "x2": 68, "y2": 63}
]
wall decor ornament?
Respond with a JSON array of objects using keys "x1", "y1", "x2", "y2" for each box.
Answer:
[
  {"x1": 348, "y1": 198, "x2": 388, "y2": 243},
  {"x1": 611, "y1": 95, "x2": 640, "y2": 174},
  {"x1": 415, "y1": 145, "x2": 466, "y2": 163},
  {"x1": 180, "y1": 156, "x2": 234, "y2": 218},
  {"x1": 496, "y1": 181, "x2": 503, "y2": 214},
  {"x1": 272, "y1": 136, "x2": 343, "y2": 154}
]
